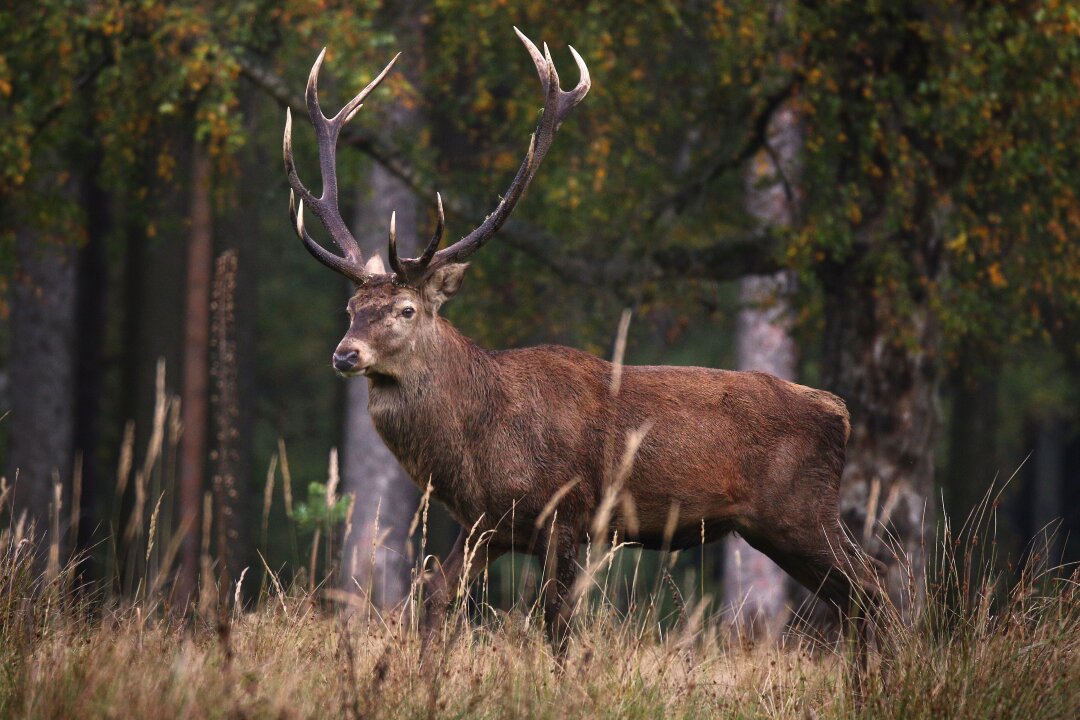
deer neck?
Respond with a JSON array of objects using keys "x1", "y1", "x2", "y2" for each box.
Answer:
[
  {"x1": 364, "y1": 318, "x2": 499, "y2": 497},
  {"x1": 368, "y1": 316, "x2": 489, "y2": 397}
]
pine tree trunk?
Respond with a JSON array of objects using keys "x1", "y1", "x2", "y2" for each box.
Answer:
[
  {"x1": 723, "y1": 102, "x2": 801, "y2": 638},
  {"x1": 210, "y1": 250, "x2": 246, "y2": 587},
  {"x1": 176, "y1": 146, "x2": 214, "y2": 607}
]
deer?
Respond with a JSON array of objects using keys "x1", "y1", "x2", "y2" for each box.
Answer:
[{"x1": 283, "y1": 28, "x2": 884, "y2": 654}]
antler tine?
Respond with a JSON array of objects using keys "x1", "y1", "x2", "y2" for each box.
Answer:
[
  {"x1": 289, "y1": 192, "x2": 368, "y2": 283},
  {"x1": 418, "y1": 192, "x2": 446, "y2": 267},
  {"x1": 563, "y1": 45, "x2": 591, "y2": 119},
  {"x1": 410, "y1": 28, "x2": 588, "y2": 276},
  {"x1": 515, "y1": 27, "x2": 549, "y2": 94},
  {"x1": 387, "y1": 193, "x2": 446, "y2": 284},
  {"x1": 283, "y1": 107, "x2": 317, "y2": 208},
  {"x1": 304, "y1": 47, "x2": 329, "y2": 124},
  {"x1": 284, "y1": 48, "x2": 400, "y2": 282},
  {"x1": 335, "y1": 52, "x2": 400, "y2": 125},
  {"x1": 387, "y1": 211, "x2": 403, "y2": 278}
]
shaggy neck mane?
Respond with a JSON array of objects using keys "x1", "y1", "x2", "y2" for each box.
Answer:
[
  {"x1": 365, "y1": 317, "x2": 503, "y2": 503},
  {"x1": 371, "y1": 316, "x2": 495, "y2": 398}
]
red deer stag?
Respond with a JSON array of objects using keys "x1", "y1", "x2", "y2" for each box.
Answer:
[{"x1": 283, "y1": 28, "x2": 882, "y2": 651}]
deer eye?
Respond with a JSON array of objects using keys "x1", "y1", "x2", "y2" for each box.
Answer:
[{"x1": 400, "y1": 306, "x2": 416, "y2": 319}]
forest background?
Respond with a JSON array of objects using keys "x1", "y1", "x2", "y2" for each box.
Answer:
[{"x1": 2, "y1": 0, "x2": 1079, "y2": 627}]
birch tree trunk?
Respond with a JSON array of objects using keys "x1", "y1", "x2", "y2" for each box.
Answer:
[
  {"x1": 723, "y1": 101, "x2": 801, "y2": 638},
  {"x1": 822, "y1": 267, "x2": 939, "y2": 613},
  {"x1": 340, "y1": 159, "x2": 420, "y2": 607}
]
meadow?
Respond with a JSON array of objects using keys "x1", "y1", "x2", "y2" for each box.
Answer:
[{"x1": 2, "y1": 464, "x2": 1077, "y2": 719}]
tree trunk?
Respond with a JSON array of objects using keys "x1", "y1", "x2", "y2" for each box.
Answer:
[
  {"x1": 945, "y1": 368, "x2": 999, "y2": 525},
  {"x1": 337, "y1": 8, "x2": 431, "y2": 607},
  {"x1": 6, "y1": 228, "x2": 78, "y2": 558},
  {"x1": 1030, "y1": 417, "x2": 1064, "y2": 562},
  {"x1": 340, "y1": 161, "x2": 420, "y2": 607},
  {"x1": 74, "y1": 136, "x2": 110, "y2": 573},
  {"x1": 724, "y1": 274, "x2": 797, "y2": 636},
  {"x1": 821, "y1": 257, "x2": 940, "y2": 612},
  {"x1": 176, "y1": 146, "x2": 214, "y2": 608},
  {"x1": 723, "y1": 101, "x2": 800, "y2": 638}
]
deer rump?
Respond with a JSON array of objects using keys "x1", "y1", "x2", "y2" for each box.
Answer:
[{"x1": 367, "y1": 342, "x2": 851, "y2": 557}]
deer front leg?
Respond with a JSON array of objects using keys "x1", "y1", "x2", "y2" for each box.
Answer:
[
  {"x1": 541, "y1": 522, "x2": 583, "y2": 658},
  {"x1": 421, "y1": 526, "x2": 503, "y2": 647},
  {"x1": 421, "y1": 527, "x2": 467, "y2": 647}
]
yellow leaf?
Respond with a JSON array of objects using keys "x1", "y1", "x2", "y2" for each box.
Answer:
[
  {"x1": 947, "y1": 231, "x2": 967, "y2": 252},
  {"x1": 988, "y1": 262, "x2": 1007, "y2": 288}
]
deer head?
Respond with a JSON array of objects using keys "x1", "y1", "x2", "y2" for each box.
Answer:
[{"x1": 283, "y1": 28, "x2": 590, "y2": 379}]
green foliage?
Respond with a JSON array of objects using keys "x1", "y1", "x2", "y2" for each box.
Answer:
[
  {"x1": 6, "y1": 0, "x2": 1080, "y2": 358},
  {"x1": 293, "y1": 481, "x2": 349, "y2": 534},
  {"x1": 4, "y1": 0, "x2": 1080, "y2": 572},
  {"x1": 793, "y1": 1, "x2": 1080, "y2": 361},
  {"x1": 422, "y1": 0, "x2": 791, "y2": 346}
]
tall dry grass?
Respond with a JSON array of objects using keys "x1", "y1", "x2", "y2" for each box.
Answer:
[
  {"x1": 1, "y1": 362, "x2": 1077, "y2": 718},
  {"x1": 2, "y1": 465, "x2": 1078, "y2": 718}
]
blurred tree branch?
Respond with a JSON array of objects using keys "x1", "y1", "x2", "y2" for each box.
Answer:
[
  {"x1": 650, "y1": 229, "x2": 782, "y2": 282},
  {"x1": 643, "y1": 80, "x2": 797, "y2": 227}
]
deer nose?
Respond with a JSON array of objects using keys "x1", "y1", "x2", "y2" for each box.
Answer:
[{"x1": 333, "y1": 350, "x2": 360, "y2": 373}]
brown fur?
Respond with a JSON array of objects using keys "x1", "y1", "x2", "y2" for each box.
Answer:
[
  {"x1": 331, "y1": 272, "x2": 882, "y2": 650},
  {"x1": 286, "y1": 34, "x2": 878, "y2": 654}
]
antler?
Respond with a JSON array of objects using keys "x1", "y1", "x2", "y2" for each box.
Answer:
[
  {"x1": 284, "y1": 48, "x2": 399, "y2": 284},
  {"x1": 388, "y1": 27, "x2": 590, "y2": 285}
]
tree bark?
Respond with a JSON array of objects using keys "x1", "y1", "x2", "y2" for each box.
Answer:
[
  {"x1": 6, "y1": 228, "x2": 78, "y2": 556},
  {"x1": 723, "y1": 101, "x2": 800, "y2": 638},
  {"x1": 74, "y1": 136, "x2": 110, "y2": 572},
  {"x1": 821, "y1": 255, "x2": 940, "y2": 612},
  {"x1": 176, "y1": 146, "x2": 214, "y2": 608},
  {"x1": 945, "y1": 368, "x2": 999, "y2": 525},
  {"x1": 340, "y1": 161, "x2": 420, "y2": 607}
]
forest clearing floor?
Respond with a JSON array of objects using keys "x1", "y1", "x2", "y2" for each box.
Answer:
[{"x1": 1, "y1": 543, "x2": 1078, "y2": 720}]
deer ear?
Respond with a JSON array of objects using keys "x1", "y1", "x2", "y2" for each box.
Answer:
[
  {"x1": 364, "y1": 253, "x2": 387, "y2": 275},
  {"x1": 422, "y1": 263, "x2": 468, "y2": 310}
]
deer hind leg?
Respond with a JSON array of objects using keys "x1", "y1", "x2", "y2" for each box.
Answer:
[
  {"x1": 745, "y1": 522, "x2": 883, "y2": 671},
  {"x1": 783, "y1": 525, "x2": 886, "y2": 695},
  {"x1": 540, "y1": 522, "x2": 583, "y2": 660}
]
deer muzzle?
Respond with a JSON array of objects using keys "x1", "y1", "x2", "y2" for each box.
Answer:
[
  {"x1": 332, "y1": 350, "x2": 360, "y2": 373},
  {"x1": 333, "y1": 339, "x2": 377, "y2": 376}
]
